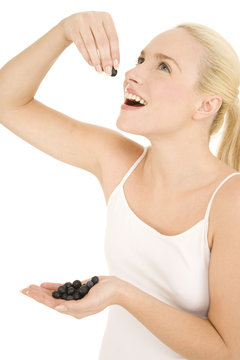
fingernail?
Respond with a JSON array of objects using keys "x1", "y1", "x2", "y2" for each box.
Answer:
[
  {"x1": 105, "y1": 65, "x2": 111, "y2": 75},
  {"x1": 95, "y1": 64, "x2": 102, "y2": 73},
  {"x1": 55, "y1": 305, "x2": 67, "y2": 312},
  {"x1": 20, "y1": 289, "x2": 30, "y2": 295},
  {"x1": 114, "y1": 59, "x2": 119, "y2": 70}
]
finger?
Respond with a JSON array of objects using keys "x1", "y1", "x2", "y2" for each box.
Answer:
[
  {"x1": 71, "y1": 29, "x2": 94, "y2": 66},
  {"x1": 28, "y1": 284, "x2": 52, "y2": 296},
  {"x1": 79, "y1": 23, "x2": 102, "y2": 71},
  {"x1": 22, "y1": 288, "x2": 62, "y2": 308},
  {"x1": 89, "y1": 23, "x2": 112, "y2": 74},
  {"x1": 102, "y1": 12, "x2": 120, "y2": 70},
  {"x1": 40, "y1": 282, "x2": 63, "y2": 290}
]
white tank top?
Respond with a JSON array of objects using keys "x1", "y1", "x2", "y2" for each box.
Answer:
[{"x1": 99, "y1": 146, "x2": 240, "y2": 360}]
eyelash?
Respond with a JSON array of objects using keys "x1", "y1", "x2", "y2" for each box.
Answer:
[{"x1": 135, "y1": 56, "x2": 171, "y2": 73}]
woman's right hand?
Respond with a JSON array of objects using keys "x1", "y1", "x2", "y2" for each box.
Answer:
[{"x1": 59, "y1": 11, "x2": 120, "y2": 75}]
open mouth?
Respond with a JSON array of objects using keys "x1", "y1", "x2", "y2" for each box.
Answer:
[{"x1": 124, "y1": 98, "x2": 146, "y2": 107}]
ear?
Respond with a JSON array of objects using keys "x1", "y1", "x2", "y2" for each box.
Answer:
[{"x1": 193, "y1": 95, "x2": 222, "y2": 120}]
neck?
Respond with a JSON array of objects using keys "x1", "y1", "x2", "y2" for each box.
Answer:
[{"x1": 143, "y1": 142, "x2": 222, "y2": 198}]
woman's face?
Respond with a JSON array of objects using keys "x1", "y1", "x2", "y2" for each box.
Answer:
[{"x1": 116, "y1": 27, "x2": 206, "y2": 138}]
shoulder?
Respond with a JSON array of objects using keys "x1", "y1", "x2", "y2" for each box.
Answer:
[
  {"x1": 99, "y1": 138, "x2": 145, "y2": 204},
  {"x1": 211, "y1": 172, "x2": 240, "y2": 245},
  {"x1": 212, "y1": 172, "x2": 240, "y2": 213}
]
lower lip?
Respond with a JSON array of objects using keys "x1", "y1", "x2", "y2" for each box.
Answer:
[{"x1": 121, "y1": 103, "x2": 146, "y2": 111}]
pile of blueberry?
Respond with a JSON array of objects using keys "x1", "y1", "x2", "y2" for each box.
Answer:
[{"x1": 52, "y1": 276, "x2": 99, "y2": 301}]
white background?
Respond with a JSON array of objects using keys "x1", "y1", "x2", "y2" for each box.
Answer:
[{"x1": 0, "y1": 0, "x2": 239, "y2": 359}]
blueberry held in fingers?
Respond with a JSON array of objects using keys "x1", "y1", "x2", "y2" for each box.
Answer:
[{"x1": 111, "y1": 66, "x2": 117, "y2": 76}]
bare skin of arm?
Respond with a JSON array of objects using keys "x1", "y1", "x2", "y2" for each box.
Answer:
[{"x1": 0, "y1": 12, "x2": 140, "y2": 182}]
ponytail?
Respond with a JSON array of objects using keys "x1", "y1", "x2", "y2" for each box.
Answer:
[
  {"x1": 217, "y1": 99, "x2": 240, "y2": 171},
  {"x1": 175, "y1": 22, "x2": 240, "y2": 171}
]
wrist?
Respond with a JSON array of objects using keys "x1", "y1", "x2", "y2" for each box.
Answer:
[
  {"x1": 113, "y1": 277, "x2": 132, "y2": 307},
  {"x1": 57, "y1": 18, "x2": 73, "y2": 46}
]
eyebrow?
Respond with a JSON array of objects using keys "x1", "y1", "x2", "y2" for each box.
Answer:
[{"x1": 140, "y1": 50, "x2": 182, "y2": 73}]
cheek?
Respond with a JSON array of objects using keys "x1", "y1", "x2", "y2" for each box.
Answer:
[
  {"x1": 156, "y1": 81, "x2": 189, "y2": 101},
  {"x1": 146, "y1": 82, "x2": 193, "y2": 132},
  {"x1": 151, "y1": 82, "x2": 192, "y2": 115}
]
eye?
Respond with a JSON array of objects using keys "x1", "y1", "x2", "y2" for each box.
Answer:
[
  {"x1": 135, "y1": 56, "x2": 171, "y2": 73},
  {"x1": 136, "y1": 56, "x2": 144, "y2": 65},
  {"x1": 158, "y1": 62, "x2": 171, "y2": 73}
]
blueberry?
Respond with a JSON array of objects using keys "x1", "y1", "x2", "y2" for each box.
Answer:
[
  {"x1": 52, "y1": 277, "x2": 99, "y2": 300},
  {"x1": 58, "y1": 285, "x2": 66, "y2": 294},
  {"x1": 52, "y1": 291, "x2": 60, "y2": 299},
  {"x1": 73, "y1": 280, "x2": 82, "y2": 289},
  {"x1": 91, "y1": 276, "x2": 99, "y2": 285},
  {"x1": 111, "y1": 67, "x2": 117, "y2": 77},
  {"x1": 67, "y1": 286, "x2": 75, "y2": 295},
  {"x1": 86, "y1": 280, "x2": 94, "y2": 289},
  {"x1": 79, "y1": 284, "x2": 89, "y2": 296},
  {"x1": 73, "y1": 291, "x2": 81, "y2": 300},
  {"x1": 64, "y1": 282, "x2": 72, "y2": 288}
]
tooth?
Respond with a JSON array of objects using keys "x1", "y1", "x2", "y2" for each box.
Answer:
[{"x1": 124, "y1": 91, "x2": 147, "y2": 105}]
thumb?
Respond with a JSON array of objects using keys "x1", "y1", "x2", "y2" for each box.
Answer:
[{"x1": 55, "y1": 304, "x2": 68, "y2": 312}]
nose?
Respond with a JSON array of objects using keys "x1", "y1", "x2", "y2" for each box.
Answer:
[{"x1": 124, "y1": 68, "x2": 143, "y2": 91}]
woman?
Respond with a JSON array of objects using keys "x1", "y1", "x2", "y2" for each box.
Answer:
[{"x1": 0, "y1": 11, "x2": 240, "y2": 360}]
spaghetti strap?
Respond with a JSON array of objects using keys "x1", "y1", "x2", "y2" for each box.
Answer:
[
  {"x1": 204, "y1": 172, "x2": 240, "y2": 221},
  {"x1": 107, "y1": 146, "x2": 148, "y2": 206},
  {"x1": 119, "y1": 146, "x2": 148, "y2": 187}
]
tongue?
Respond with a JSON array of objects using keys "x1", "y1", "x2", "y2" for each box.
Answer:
[
  {"x1": 133, "y1": 102, "x2": 144, "y2": 107},
  {"x1": 127, "y1": 99, "x2": 144, "y2": 107}
]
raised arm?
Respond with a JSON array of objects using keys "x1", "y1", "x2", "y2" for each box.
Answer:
[{"x1": 0, "y1": 12, "x2": 134, "y2": 184}]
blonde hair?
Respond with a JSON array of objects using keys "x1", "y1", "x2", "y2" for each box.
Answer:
[{"x1": 175, "y1": 22, "x2": 240, "y2": 171}]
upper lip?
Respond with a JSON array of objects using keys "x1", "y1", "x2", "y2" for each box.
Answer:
[{"x1": 124, "y1": 87, "x2": 148, "y2": 104}]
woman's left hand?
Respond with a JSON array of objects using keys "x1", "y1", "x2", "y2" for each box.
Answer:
[{"x1": 20, "y1": 275, "x2": 123, "y2": 319}]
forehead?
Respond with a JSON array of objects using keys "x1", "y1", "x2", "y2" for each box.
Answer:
[{"x1": 145, "y1": 28, "x2": 205, "y2": 74}]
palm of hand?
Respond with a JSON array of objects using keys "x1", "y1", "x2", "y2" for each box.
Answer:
[{"x1": 21, "y1": 275, "x2": 119, "y2": 319}]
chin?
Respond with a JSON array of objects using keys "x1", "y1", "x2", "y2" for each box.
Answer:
[{"x1": 116, "y1": 115, "x2": 146, "y2": 136}]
